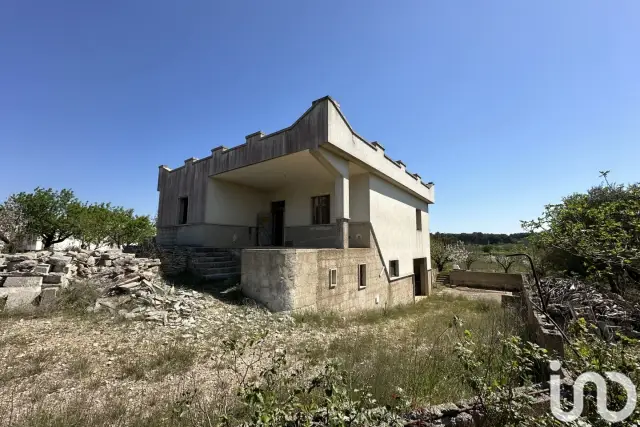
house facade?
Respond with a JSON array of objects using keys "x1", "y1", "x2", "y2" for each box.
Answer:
[{"x1": 156, "y1": 97, "x2": 435, "y2": 312}]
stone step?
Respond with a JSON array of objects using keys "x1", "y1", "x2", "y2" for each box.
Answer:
[
  {"x1": 190, "y1": 255, "x2": 233, "y2": 263},
  {"x1": 190, "y1": 261, "x2": 237, "y2": 269},
  {"x1": 203, "y1": 272, "x2": 241, "y2": 281},
  {"x1": 190, "y1": 247, "x2": 233, "y2": 254},
  {"x1": 194, "y1": 266, "x2": 240, "y2": 274}
]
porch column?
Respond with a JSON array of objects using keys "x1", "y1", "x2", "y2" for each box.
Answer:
[
  {"x1": 335, "y1": 175, "x2": 349, "y2": 249},
  {"x1": 311, "y1": 148, "x2": 350, "y2": 249}
]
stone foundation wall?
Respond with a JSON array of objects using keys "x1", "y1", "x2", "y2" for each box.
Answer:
[
  {"x1": 158, "y1": 246, "x2": 191, "y2": 276},
  {"x1": 241, "y1": 234, "x2": 415, "y2": 313}
]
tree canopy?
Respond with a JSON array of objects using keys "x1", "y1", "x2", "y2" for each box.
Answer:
[
  {"x1": 522, "y1": 174, "x2": 640, "y2": 294},
  {"x1": 0, "y1": 188, "x2": 155, "y2": 251}
]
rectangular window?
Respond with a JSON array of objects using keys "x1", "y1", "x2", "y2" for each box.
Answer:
[
  {"x1": 311, "y1": 195, "x2": 330, "y2": 225},
  {"x1": 416, "y1": 208, "x2": 422, "y2": 231},
  {"x1": 329, "y1": 268, "x2": 337, "y2": 288},
  {"x1": 358, "y1": 264, "x2": 367, "y2": 289},
  {"x1": 178, "y1": 197, "x2": 189, "y2": 225},
  {"x1": 390, "y1": 260, "x2": 399, "y2": 277}
]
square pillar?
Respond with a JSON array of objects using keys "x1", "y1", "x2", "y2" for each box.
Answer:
[{"x1": 334, "y1": 176, "x2": 349, "y2": 249}]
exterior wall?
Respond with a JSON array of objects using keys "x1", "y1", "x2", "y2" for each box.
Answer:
[
  {"x1": 449, "y1": 271, "x2": 523, "y2": 292},
  {"x1": 241, "y1": 232, "x2": 415, "y2": 313},
  {"x1": 349, "y1": 173, "x2": 370, "y2": 222},
  {"x1": 270, "y1": 180, "x2": 335, "y2": 226},
  {"x1": 284, "y1": 225, "x2": 337, "y2": 248},
  {"x1": 348, "y1": 222, "x2": 371, "y2": 248},
  {"x1": 174, "y1": 224, "x2": 256, "y2": 247},
  {"x1": 311, "y1": 248, "x2": 414, "y2": 312},
  {"x1": 240, "y1": 249, "x2": 307, "y2": 312},
  {"x1": 205, "y1": 179, "x2": 268, "y2": 226},
  {"x1": 369, "y1": 175, "x2": 430, "y2": 277}
]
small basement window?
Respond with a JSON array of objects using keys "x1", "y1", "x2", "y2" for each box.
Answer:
[
  {"x1": 329, "y1": 268, "x2": 337, "y2": 288},
  {"x1": 358, "y1": 264, "x2": 367, "y2": 289},
  {"x1": 416, "y1": 208, "x2": 422, "y2": 231},
  {"x1": 389, "y1": 260, "x2": 399, "y2": 277},
  {"x1": 178, "y1": 197, "x2": 189, "y2": 225},
  {"x1": 311, "y1": 195, "x2": 330, "y2": 225}
]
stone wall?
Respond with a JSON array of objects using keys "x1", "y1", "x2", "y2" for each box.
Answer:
[
  {"x1": 521, "y1": 279, "x2": 565, "y2": 358},
  {"x1": 240, "y1": 233, "x2": 415, "y2": 313},
  {"x1": 449, "y1": 270, "x2": 523, "y2": 292}
]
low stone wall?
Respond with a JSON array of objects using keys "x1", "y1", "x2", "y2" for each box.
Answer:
[
  {"x1": 284, "y1": 225, "x2": 337, "y2": 248},
  {"x1": 157, "y1": 246, "x2": 191, "y2": 276},
  {"x1": 521, "y1": 280, "x2": 565, "y2": 358},
  {"x1": 241, "y1": 231, "x2": 415, "y2": 313},
  {"x1": 449, "y1": 270, "x2": 523, "y2": 292}
]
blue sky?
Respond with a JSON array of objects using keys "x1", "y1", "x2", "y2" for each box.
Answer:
[{"x1": 1, "y1": 1, "x2": 638, "y2": 233}]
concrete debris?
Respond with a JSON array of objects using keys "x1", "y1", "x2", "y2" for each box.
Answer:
[
  {"x1": 83, "y1": 276, "x2": 210, "y2": 327},
  {"x1": 540, "y1": 277, "x2": 640, "y2": 338},
  {"x1": 0, "y1": 248, "x2": 164, "y2": 313}
]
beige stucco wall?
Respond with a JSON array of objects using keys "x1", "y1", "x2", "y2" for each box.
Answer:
[
  {"x1": 349, "y1": 173, "x2": 370, "y2": 222},
  {"x1": 369, "y1": 175, "x2": 430, "y2": 277},
  {"x1": 270, "y1": 180, "x2": 335, "y2": 226},
  {"x1": 205, "y1": 179, "x2": 268, "y2": 226}
]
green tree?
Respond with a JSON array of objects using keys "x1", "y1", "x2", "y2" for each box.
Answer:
[
  {"x1": 522, "y1": 173, "x2": 640, "y2": 294},
  {"x1": 72, "y1": 202, "x2": 113, "y2": 249},
  {"x1": 0, "y1": 195, "x2": 27, "y2": 252},
  {"x1": 122, "y1": 214, "x2": 156, "y2": 248},
  {"x1": 10, "y1": 188, "x2": 81, "y2": 249},
  {"x1": 104, "y1": 206, "x2": 155, "y2": 248}
]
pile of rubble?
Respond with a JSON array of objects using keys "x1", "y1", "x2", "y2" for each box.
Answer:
[
  {"x1": 0, "y1": 248, "x2": 162, "y2": 312},
  {"x1": 91, "y1": 276, "x2": 210, "y2": 327},
  {"x1": 541, "y1": 277, "x2": 640, "y2": 338}
]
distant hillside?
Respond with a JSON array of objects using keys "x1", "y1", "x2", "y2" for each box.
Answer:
[{"x1": 431, "y1": 232, "x2": 531, "y2": 245}]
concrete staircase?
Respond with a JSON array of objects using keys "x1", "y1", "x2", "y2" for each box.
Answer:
[
  {"x1": 189, "y1": 248, "x2": 240, "y2": 281},
  {"x1": 435, "y1": 273, "x2": 450, "y2": 287}
]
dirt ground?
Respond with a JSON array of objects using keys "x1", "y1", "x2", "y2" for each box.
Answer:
[{"x1": 0, "y1": 282, "x2": 514, "y2": 426}]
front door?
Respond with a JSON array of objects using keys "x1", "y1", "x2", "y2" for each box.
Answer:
[
  {"x1": 413, "y1": 258, "x2": 425, "y2": 295},
  {"x1": 271, "y1": 201, "x2": 285, "y2": 246}
]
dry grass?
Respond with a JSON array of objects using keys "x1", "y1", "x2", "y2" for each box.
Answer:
[
  {"x1": 299, "y1": 294, "x2": 522, "y2": 406},
  {"x1": 0, "y1": 292, "x2": 520, "y2": 426}
]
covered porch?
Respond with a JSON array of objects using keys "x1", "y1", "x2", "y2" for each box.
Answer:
[{"x1": 203, "y1": 149, "x2": 368, "y2": 249}]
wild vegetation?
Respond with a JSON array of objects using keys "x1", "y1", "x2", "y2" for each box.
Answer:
[
  {"x1": 0, "y1": 287, "x2": 518, "y2": 426},
  {"x1": 0, "y1": 187, "x2": 155, "y2": 251}
]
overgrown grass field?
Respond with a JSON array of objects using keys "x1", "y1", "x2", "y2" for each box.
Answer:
[{"x1": 0, "y1": 287, "x2": 521, "y2": 426}]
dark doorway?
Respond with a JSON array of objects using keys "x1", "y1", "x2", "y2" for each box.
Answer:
[
  {"x1": 413, "y1": 258, "x2": 426, "y2": 295},
  {"x1": 271, "y1": 201, "x2": 285, "y2": 246}
]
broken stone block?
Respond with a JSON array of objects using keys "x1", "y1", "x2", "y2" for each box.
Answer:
[
  {"x1": 0, "y1": 288, "x2": 41, "y2": 310},
  {"x1": 40, "y1": 287, "x2": 59, "y2": 305},
  {"x1": 125, "y1": 265, "x2": 139, "y2": 273},
  {"x1": 74, "y1": 252, "x2": 89, "y2": 263},
  {"x1": 86, "y1": 256, "x2": 96, "y2": 266},
  {"x1": 48, "y1": 255, "x2": 72, "y2": 267},
  {"x1": 3, "y1": 276, "x2": 43, "y2": 288},
  {"x1": 7, "y1": 259, "x2": 38, "y2": 272},
  {"x1": 5, "y1": 253, "x2": 37, "y2": 262},
  {"x1": 34, "y1": 264, "x2": 51, "y2": 274},
  {"x1": 43, "y1": 272, "x2": 67, "y2": 285}
]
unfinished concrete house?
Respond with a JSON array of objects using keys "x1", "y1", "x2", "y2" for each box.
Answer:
[{"x1": 156, "y1": 96, "x2": 435, "y2": 312}]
